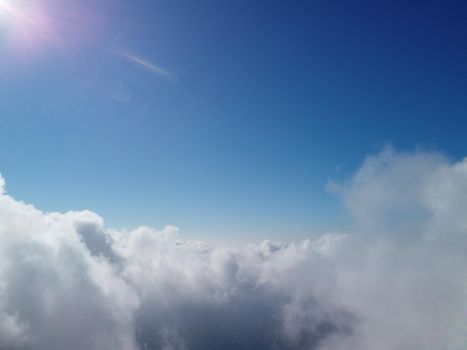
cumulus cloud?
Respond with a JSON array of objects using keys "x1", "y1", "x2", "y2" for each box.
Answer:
[{"x1": 0, "y1": 147, "x2": 466, "y2": 349}]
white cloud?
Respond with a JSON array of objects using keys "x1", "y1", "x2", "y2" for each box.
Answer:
[
  {"x1": 0, "y1": 148, "x2": 466, "y2": 349},
  {"x1": 0, "y1": 184, "x2": 139, "y2": 350}
]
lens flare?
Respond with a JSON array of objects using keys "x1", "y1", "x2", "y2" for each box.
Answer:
[
  {"x1": 114, "y1": 49, "x2": 174, "y2": 80},
  {"x1": 0, "y1": 0, "x2": 56, "y2": 56},
  {"x1": 0, "y1": 0, "x2": 22, "y2": 27},
  {"x1": 0, "y1": 0, "x2": 114, "y2": 65}
]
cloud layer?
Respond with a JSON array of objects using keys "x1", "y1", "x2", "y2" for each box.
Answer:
[{"x1": 0, "y1": 147, "x2": 466, "y2": 349}]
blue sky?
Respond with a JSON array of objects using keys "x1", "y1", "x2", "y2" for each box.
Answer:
[{"x1": 1, "y1": 0, "x2": 466, "y2": 241}]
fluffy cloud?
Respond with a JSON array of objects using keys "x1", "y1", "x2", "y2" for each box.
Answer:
[{"x1": 0, "y1": 147, "x2": 466, "y2": 349}]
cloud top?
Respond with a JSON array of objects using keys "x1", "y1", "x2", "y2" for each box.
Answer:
[{"x1": 0, "y1": 148, "x2": 466, "y2": 349}]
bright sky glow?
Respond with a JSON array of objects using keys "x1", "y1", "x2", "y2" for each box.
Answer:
[
  {"x1": 0, "y1": 0, "x2": 18, "y2": 18},
  {"x1": 0, "y1": 0, "x2": 56, "y2": 56},
  {"x1": 0, "y1": 0, "x2": 114, "y2": 61},
  {"x1": 0, "y1": 1, "x2": 43, "y2": 33}
]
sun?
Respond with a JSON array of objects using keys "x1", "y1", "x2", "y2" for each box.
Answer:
[
  {"x1": 0, "y1": 0, "x2": 107, "y2": 60},
  {"x1": 0, "y1": 0, "x2": 15, "y2": 18},
  {"x1": 0, "y1": 0, "x2": 29, "y2": 30},
  {"x1": 0, "y1": 0, "x2": 24, "y2": 17},
  {"x1": 0, "y1": 0, "x2": 57, "y2": 54}
]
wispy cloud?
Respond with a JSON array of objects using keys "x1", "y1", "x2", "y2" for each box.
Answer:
[{"x1": 114, "y1": 48, "x2": 175, "y2": 81}]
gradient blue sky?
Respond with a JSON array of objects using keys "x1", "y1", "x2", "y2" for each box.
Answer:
[{"x1": 1, "y1": 0, "x2": 466, "y2": 241}]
